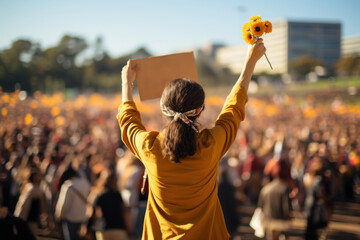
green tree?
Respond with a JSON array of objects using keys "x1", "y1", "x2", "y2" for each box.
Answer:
[
  {"x1": 289, "y1": 55, "x2": 324, "y2": 79},
  {"x1": 336, "y1": 56, "x2": 360, "y2": 77},
  {"x1": 0, "y1": 35, "x2": 156, "y2": 93},
  {"x1": 28, "y1": 35, "x2": 88, "y2": 92},
  {"x1": 0, "y1": 39, "x2": 34, "y2": 91},
  {"x1": 83, "y1": 46, "x2": 152, "y2": 92}
]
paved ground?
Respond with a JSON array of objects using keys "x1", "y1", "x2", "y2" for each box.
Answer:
[{"x1": 235, "y1": 200, "x2": 360, "y2": 240}]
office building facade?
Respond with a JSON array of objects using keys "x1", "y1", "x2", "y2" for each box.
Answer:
[
  {"x1": 216, "y1": 20, "x2": 341, "y2": 75},
  {"x1": 342, "y1": 35, "x2": 360, "y2": 57}
]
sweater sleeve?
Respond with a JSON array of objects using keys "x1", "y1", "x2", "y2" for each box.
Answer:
[
  {"x1": 211, "y1": 84, "x2": 248, "y2": 160},
  {"x1": 117, "y1": 101, "x2": 148, "y2": 160}
]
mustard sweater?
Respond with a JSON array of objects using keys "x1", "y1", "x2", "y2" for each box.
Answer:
[{"x1": 117, "y1": 84, "x2": 248, "y2": 240}]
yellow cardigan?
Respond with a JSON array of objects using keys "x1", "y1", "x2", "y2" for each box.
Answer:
[{"x1": 117, "y1": 84, "x2": 248, "y2": 240}]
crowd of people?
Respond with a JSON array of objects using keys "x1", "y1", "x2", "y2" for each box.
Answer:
[
  {"x1": 219, "y1": 93, "x2": 360, "y2": 239},
  {"x1": 0, "y1": 88, "x2": 359, "y2": 240}
]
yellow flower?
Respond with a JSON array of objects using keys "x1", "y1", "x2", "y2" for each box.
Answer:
[
  {"x1": 2, "y1": 94, "x2": 10, "y2": 103},
  {"x1": 1, "y1": 108, "x2": 8, "y2": 117},
  {"x1": 242, "y1": 21, "x2": 251, "y2": 32},
  {"x1": 250, "y1": 15, "x2": 262, "y2": 22},
  {"x1": 243, "y1": 31, "x2": 256, "y2": 45},
  {"x1": 266, "y1": 105, "x2": 279, "y2": 116},
  {"x1": 51, "y1": 106, "x2": 61, "y2": 116},
  {"x1": 264, "y1": 20, "x2": 272, "y2": 33},
  {"x1": 250, "y1": 21, "x2": 265, "y2": 37},
  {"x1": 304, "y1": 107, "x2": 317, "y2": 118},
  {"x1": 55, "y1": 116, "x2": 66, "y2": 126},
  {"x1": 24, "y1": 114, "x2": 33, "y2": 125}
]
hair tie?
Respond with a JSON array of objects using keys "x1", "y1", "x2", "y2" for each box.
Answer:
[{"x1": 160, "y1": 99, "x2": 204, "y2": 133}]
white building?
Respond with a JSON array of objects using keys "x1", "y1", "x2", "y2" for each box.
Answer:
[
  {"x1": 216, "y1": 19, "x2": 341, "y2": 75},
  {"x1": 342, "y1": 35, "x2": 360, "y2": 57}
]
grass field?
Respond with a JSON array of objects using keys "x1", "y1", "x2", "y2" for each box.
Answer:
[
  {"x1": 205, "y1": 76, "x2": 360, "y2": 105},
  {"x1": 281, "y1": 76, "x2": 360, "y2": 93}
]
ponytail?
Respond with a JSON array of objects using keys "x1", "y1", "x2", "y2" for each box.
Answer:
[
  {"x1": 160, "y1": 78, "x2": 205, "y2": 163},
  {"x1": 162, "y1": 117, "x2": 198, "y2": 163}
]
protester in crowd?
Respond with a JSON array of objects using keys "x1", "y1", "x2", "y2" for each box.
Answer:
[
  {"x1": 115, "y1": 150, "x2": 144, "y2": 238},
  {"x1": 241, "y1": 148, "x2": 262, "y2": 204},
  {"x1": 55, "y1": 165, "x2": 91, "y2": 240},
  {"x1": 0, "y1": 205, "x2": 36, "y2": 240},
  {"x1": 304, "y1": 159, "x2": 330, "y2": 240},
  {"x1": 218, "y1": 163, "x2": 240, "y2": 239},
  {"x1": 14, "y1": 168, "x2": 46, "y2": 236},
  {"x1": 0, "y1": 154, "x2": 17, "y2": 212},
  {"x1": 39, "y1": 157, "x2": 58, "y2": 233},
  {"x1": 291, "y1": 150, "x2": 306, "y2": 211},
  {"x1": 118, "y1": 39, "x2": 266, "y2": 239},
  {"x1": 133, "y1": 164, "x2": 148, "y2": 240},
  {"x1": 90, "y1": 170, "x2": 129, "y2": 240},
  {"x1": 117, "y1": 151, "x2": 149, "y2": 240},
  {"x1": 257, "y1": 160, "x2": 292, "y2": 240},
  {"x1": 118, "y1": 151, "x2": 142, "y2": 208},
  {"x1": 4, "y1": 152, "x2": 22, "y2": 213}
]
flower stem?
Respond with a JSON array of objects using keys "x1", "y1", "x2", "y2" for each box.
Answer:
[{"x1": 264, "y1": 53, "x2": 273, "y2": 70}]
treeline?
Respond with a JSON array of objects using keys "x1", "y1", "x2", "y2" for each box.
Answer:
[
  {"x1": 0, "y1": 35, "x2": 236, "y2": 94},
  {"x1": 289, "y1": 55, "x2": 360, "y2": 80}
]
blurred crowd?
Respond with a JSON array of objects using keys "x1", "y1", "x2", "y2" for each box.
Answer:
[
  {"x1": 219, "y1": 93, "x2": 360, "y2": 239},
  {"x1": 0, "y1": 88, "x2": 359, "y2": 240}
]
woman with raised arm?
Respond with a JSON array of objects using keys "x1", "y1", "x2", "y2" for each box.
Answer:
[{"x1": 117, "y1": 39, "x2": 266, "y2": 240}]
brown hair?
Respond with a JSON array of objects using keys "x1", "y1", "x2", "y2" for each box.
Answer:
[{"x1": 161, "y1": 78, "x2": 205, "y2": 163}]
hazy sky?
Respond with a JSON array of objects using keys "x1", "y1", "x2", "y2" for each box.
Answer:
[{"x1": 0, "y1": 0, "x2": 359, "y2": 57}]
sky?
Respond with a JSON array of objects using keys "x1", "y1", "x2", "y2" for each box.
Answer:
[{"x1": 0, "y1": 0, "x2": 359, "y2": 57}]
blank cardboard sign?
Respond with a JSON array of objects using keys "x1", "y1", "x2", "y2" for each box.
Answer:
[{"x1": 132, "y1": 52, "x2": 198, "y2": 101}]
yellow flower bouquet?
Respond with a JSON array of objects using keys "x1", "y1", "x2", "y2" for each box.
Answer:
[{"x1": 242, "y1": 15, "x2": 273, "y2": 69}]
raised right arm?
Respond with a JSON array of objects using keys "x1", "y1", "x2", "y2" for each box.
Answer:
[
  {"x1": 237, "y1": 39, "x2": 266, "y2": 90},
  {"x1": 212, "y1": 39, "x2": 266, "y2": 159}
]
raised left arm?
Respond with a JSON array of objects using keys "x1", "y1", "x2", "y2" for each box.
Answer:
[{"x1": 122, "y1": 60, "x2": 137, "y2": 102}]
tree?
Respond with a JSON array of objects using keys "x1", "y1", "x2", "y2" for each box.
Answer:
[
  {"x1": 289, "y1": 55, "x2": 324, "y2": 80},
  {"x1": 30, "y1": 35, "x2": 88, "y2": 92},
  {"x1": 0, "y1": 35, "x2": 154, "y2": 93},
  {"x1": 336, "y1": 55, "x2": 360, "y2": 77},
  {"x1": 83, "y1": 46, "x2": 152, "y2": 92},
  {"x1": 0, "y1": 39, "x2": 34, "y2": 91}
]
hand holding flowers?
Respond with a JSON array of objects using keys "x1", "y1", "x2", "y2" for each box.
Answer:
[{"x1": 242, "y1": 15, "x2": 273, "y2": 69}]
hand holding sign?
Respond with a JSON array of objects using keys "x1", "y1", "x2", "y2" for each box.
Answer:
[{"x1": 132, "y1": 52, "x2": 198, "y2": 101}]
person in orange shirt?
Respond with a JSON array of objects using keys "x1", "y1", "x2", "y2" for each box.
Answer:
[{"x1": 117, "y1": 39, "x2": 266, "y2": 240}]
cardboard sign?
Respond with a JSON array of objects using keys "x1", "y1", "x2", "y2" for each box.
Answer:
[{"x1": 132, "y1": 52, "x2": 198, "y2": 101}]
